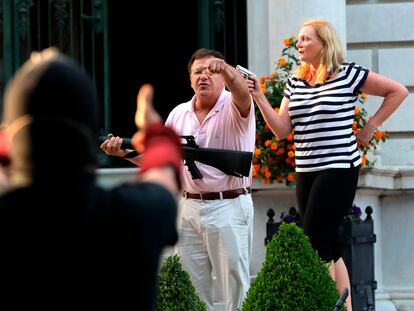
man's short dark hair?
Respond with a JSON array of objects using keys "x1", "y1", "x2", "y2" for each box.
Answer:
[{"x1": 187, "y1": 48, "x2": 225, "y2": 74}]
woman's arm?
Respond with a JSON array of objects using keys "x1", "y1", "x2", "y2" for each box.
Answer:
[
  {"x1": 246, "y1": 76, "x2": 293, "y2": 139},
  {"x1": 358, "y1": 71, "x2": 409, "y2": 145}
]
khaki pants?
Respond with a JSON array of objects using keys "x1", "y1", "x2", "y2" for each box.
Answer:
[{"x1": 174, "y1": 194, "x2": 254, "y2": 311}]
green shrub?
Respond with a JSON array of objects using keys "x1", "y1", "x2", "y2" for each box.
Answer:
[
  {"x1": 155, "y1": 254, "x2": 207, "y2": 311},
  {"x1": 241, "y1": 222, "x2": 344, "y2": 311}
]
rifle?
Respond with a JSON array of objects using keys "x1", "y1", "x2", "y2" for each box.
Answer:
[{"x1": 99, "y1": 135, "x2": 253, "y2": 180}]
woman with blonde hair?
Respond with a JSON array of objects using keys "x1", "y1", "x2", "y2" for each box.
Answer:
[{"x1": 247, "y1": 18, "x2": 408, "y2": 310}]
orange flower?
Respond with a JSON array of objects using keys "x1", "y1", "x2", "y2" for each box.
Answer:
[
  {"x1": 265, "y1": 140, "x2": 271, "y2": 147},
  {"x1": 278, "y1": 58, "x2": 286, "y2": 66},
  {"x1": 375, "y1": 131, "x2": 383, "y2": 140},
  {"x1": 286, "y1": 133, "x2": 293, "y2": 141},
  {"x1": 283, "y1": 38, "x2": 290, "y2": 46},
  {"x1": 255, "y1": 148, "x2": 262, "y2": 157},
  {"x1": 361, "y1": 154, "x2": 367, "y2": 166},
  {"x1": 354, "y1": 106, "x2": 360, "y2": 114},
  {"x1": 288, "y1": 150, "x2": 295, "y2": 158},
  {"x1": 352, "y1": 121, "x2": 357, "y2": 130},
  {"x1": 360, "y1": 92, "x2": 367, "y2": 101},
  {"x1": 270, "y1": 143, "x2": 278, "y2": 150},
  {"x1": 287, "y1": 173, "x2": 295, "y2": 181},
  {"x1": 261, "y1": 84, "x2": 267, "y2": 93}
]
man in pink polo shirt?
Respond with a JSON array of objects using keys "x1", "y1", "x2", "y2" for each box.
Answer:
[
  {"x1": 166, "y1": 48, "x2": 255, "y2": 311},
  {"x1": 101, "y1": 48, "x2": 255, "y2": 311}
]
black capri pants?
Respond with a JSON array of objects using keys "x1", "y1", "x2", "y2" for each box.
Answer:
[{"x1": 296, "y1": 165, "x2": 360, "y2": 262}]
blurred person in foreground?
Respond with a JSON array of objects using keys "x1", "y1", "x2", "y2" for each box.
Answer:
[
  {"x1": 0, "y1": 48, "x2": 182, "y2": 310},
  {"x1": 247, "y1": 18, "x2": 408, "y2": 310}
]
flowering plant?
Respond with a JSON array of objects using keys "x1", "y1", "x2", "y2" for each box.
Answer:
[
  {"x1": 253, "y1": 37, "x2": 388, "y2": 187},
  {"x1": 347, "y1": 203, "x2": 363, "y2": 222},
  {"x1": 279, "y1": 206, "x2": 301, "y2": 225}
]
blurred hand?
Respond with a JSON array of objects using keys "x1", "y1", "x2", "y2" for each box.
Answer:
[
  {"x1": 135, "y1": 84, "x2": 162, "y2": 130},
  {"x1": 132, "y1": 84, "x2": 162, "y2": 153},
  {"x1": 100, "y1": 84, "x2": 162, "y2": 157},
  {"x1": 133, "y1": 84, "x2": 179, "y2": 194}
]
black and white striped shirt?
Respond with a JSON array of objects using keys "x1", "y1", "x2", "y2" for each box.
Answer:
[{"x1": 284, "y1": 62, "x2": 369, "y2": 172}]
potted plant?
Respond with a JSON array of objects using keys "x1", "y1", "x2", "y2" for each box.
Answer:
[{"x1": 242, "y1": 222, "x2": 344, "y2": 310}]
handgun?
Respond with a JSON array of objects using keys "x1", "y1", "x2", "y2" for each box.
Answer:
[{"x1": 236, "y1": 65, "x2": 256, "y2": 79}]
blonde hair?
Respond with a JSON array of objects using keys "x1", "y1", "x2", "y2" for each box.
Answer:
[{"x1": 295, "y1": 18, "x2": 344, "y2": 84}]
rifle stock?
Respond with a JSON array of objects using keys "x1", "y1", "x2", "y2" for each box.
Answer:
[{"x1": 99, "y1": 135, "x2": 253, "y2": 179}]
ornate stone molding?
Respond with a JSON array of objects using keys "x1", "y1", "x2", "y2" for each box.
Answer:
[
  {"x1": 359, "y1": 167, "x2": 414, "y2": 191},
  {"x1": 0, "y1": 1, "x2": 3, "y2": 30},
  {"x1": 53, "y1": 0, "x2": 68, "y2": 33},
  {"x1": 212, "y1": 0, "x2": 224, "y2": 33},
  {"x1": 16, "y1": 0, "x2": 34, "y2": 39}
]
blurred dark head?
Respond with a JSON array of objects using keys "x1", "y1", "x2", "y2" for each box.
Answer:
[{"x1": 2, "y1": 48, "x2": 99, "y2": 184}]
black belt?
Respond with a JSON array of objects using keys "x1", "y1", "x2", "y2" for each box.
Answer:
[{"x1": 183, "y1": 187, "x2": 251, "y2": 200}]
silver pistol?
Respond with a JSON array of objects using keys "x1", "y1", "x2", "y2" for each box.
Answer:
[{"x1": 236, "y1": 65, "x2": 256, "y2": 79}]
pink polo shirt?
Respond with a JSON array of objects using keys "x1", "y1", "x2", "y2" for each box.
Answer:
[{"x1": 165, "y1": 89, "x2": 256, "y2": 193}]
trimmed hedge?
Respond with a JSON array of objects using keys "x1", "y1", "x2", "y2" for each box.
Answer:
[
  {"x1": 241, "y1": 222, "x2": 344, "y2": 311},
  {"x1": 156, "y1": 254, "x2": 207, "y2": 311}
]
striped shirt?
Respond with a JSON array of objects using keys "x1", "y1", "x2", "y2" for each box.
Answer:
[{"x1": 284, "y1": 62, "x2": 369, "y2": 172}]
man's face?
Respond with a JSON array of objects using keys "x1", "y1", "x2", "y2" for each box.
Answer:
[{"x1": 190, "y1": 57, "x2": 224, "y2": 100}]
